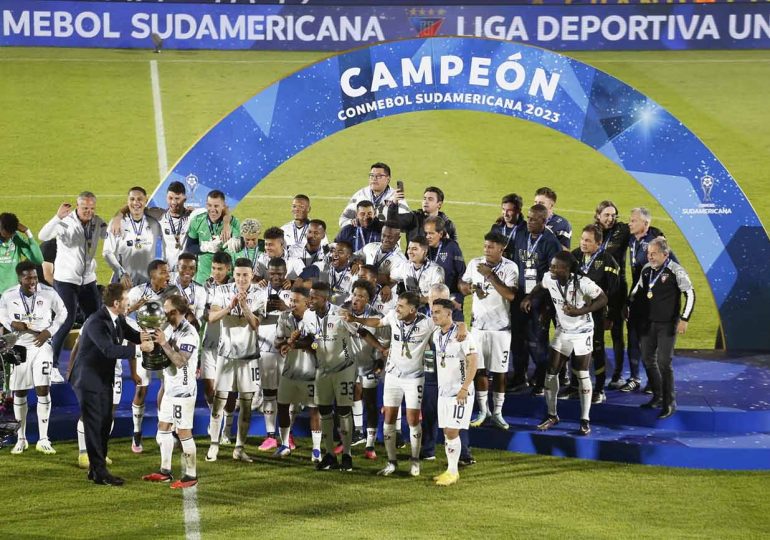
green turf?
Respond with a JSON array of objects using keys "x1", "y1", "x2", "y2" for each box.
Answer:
[
  {"x1": 1, "y1": 48, "x2": 768, "y2": 349},
  {"x1": 0, "y1": 438, "x2": 768, "y2": 539}
]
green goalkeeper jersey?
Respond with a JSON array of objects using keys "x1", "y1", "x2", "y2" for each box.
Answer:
[{"x1": 187, "y1": 213, "x2": 241, "y2": 283}]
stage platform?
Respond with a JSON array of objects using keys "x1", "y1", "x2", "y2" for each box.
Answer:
[{"x1": 7, "y1": 350, "x2": 770, "y2": 471}]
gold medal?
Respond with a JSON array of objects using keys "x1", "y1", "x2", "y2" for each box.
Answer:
[{"x1": 647, "y1": 291, "x2": 653, "y2": 299}]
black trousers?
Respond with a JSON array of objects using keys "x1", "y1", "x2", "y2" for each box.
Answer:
[
  {"x1": 640, "y1": 321, "x2": 678, "y2": 406},
  {"x1": 52, "y1": 280, "x2": 101, "y2": 366},
  {"x1": 74, "y1": 386, "x2": 112, "y2": 479}
]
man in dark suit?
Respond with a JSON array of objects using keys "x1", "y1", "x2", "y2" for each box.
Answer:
[{"x1": 69, "y1": 283, "x2": 152, "y2": 486}]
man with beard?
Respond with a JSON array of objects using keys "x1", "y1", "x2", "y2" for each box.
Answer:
[
  {"x1": 186, "y1": 190, "x2": 242, "y2": 283},
  {"x1": 391, "y1": 236, "x2": 445, "y2": 310},
  {"x1": 490, "y1": 193, "x2": 525, "y2": 261},
  {"x1": 335, "y1": 201, "x2": 383, "y2": 253}
]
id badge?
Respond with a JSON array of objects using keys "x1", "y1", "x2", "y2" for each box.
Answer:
[{"x1": 525, "y1": 267, "x2": 537, "y2": 293}]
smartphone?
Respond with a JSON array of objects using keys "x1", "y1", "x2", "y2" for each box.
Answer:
[{"x1": 396, "y1": 180, "x2": 404, "y2": 195}]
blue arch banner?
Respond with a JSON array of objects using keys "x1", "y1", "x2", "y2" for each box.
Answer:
[{"x1": 150, "y1": 37, "x2": 770, "y2": 350}]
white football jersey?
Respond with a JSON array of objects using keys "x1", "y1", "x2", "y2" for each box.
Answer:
[
  {"x1": 372, "y1": 286, "x2": 398, "y2": 316},
  {"x1": 343, "y1": 303, "x2": 387, "y2": 370},
  {"x1": 288, "y1": 244, "x2": 329, "y2": 272},
  {"x1": 542, "y1": 273, "x2": 603, "y2": 334},
  {"x1": 433, "y1": 325, "x2": 477, "y2": 397},
  {"x1": 157, "y1": 210, "x2": 192, "y2": 270},
  {"x1": 461, "y1": 257, "x2": 518, "y2": 331},
  {"x1": 170, "y1": 274, "x2": 206, "y2": 324},
  {"x1": 256, "y1": 250, "x2": 305, "y2": 280},
  {"x1": 163, "y1": 320, "x2": 199, "y2": 398},
  {"x1": 339, "y1": 186, "x2": 411, "y2": 227},
  {"x1": 381, "y1": 310, "x2": 435, "y2": 379},
  {"x1": 255, "y1": 284, "x2": 292, "y2": 354},
  {"x1": 275, "y1": 310, "x2": 317, "y2": 381},
  {"x1": 320, "y1": 265, "x2": 356, "y2": 306},
  {"x1": 202, "y1": 278, "x2": 226, "y2": 350},
  {"x1": 358, "y1": 242, "x2": 406, "y2": 277},
  {"x1": 281, "y1": 221, "x2": 330, "y2": 252},
  {"x1": 302, "y1": 303, "x2": 353, "y2": 374},
  {"x1": 391, "y1": 260, "x2": 445, "y2": 296},
  {"x1": 213, "y1": 284, "x2": 265, "y2": 359},
  {"x1": 102, "y1": 214, "x2": 163, "y2": 284},
  {"x1": 0, "y1": 285, "x2": 68, "y2": 348}
]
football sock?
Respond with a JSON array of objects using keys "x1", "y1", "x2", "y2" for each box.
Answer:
[
  {"x1": 14, "y1": 396, "x2": 27, "y2": 439},
  {"x1": 36, "y1": 395, "x2": 51, "y2": 440},
  {"x1": 209, "y1": 393, "x2": 227, "y2": 444},
  {"x1": 321, "y1": 413, "x2": 335, "y2": 455},
  {"x1": 383, "y1": 423, "x2": 397, "y2": 461},
  {"x1": 492, "y1": 392, "x2": 505, "y2": 415},
  {"x1": 180, "y1": 437, "x2": 197, "y2": 478},
  {"x1": 475, "y1": 390, "x2": 489, "y2": 416},
  {"x1": 577, "y1": 370, "x2": 593, "y2": 421},
  {"x1": 132, "y1": 403, "x2": 144, "y2": 435},
  {"x1": 262, "y1": 396, "x2": 277, "y2": 436},
  {"x1": 545, "y1": 374, "x2": 559, "y2": 416},
  {"x1": 339, "y1": 413, "x2": 353, "y2": 454},
  {"x1": 279, "y1": 427, "x2": 291, "y2": 447},
  {"x1": 445, "y1": 436, "x2": 461, "y2": 475},
  {"x1": 366, "y1": 427, "x2": 377, "y2": 448},
  {"x1": 77, "y1": 418, "x2": 86, "y2": 453},
  {"x1": 352, "y1": 400, "x2": 364, "y2": 432},
  {"x1": 156, "y1": 430, "x2": 173, "y2": 472},
  {"x1": 311, "y1": 430, "x2": 322, "y2": 452},
  {"x1": 236, "y1": 395, "x2": 253, "y2": 448},
  {"x1": 223, "y1": 410, "x2": 234, "y2": 439},
  {"x1": 409, "y1": 424, "x2": 422, "y2": 460}
]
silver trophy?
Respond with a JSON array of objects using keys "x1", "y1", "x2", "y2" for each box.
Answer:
[
  {"x1": 136, "y1": 300, "x2": 170, "y2": 371},
  {"x1": 700, "y1": 174, "x2": 714, "y2": 204}
]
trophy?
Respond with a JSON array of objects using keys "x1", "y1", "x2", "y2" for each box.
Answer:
[{"x1": 136, "y1": 300, "x2": 170, "y2": 371}]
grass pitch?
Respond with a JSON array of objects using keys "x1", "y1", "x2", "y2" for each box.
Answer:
[{"x1": 1, "y1": 438, "x2": 769, "y2": 539}]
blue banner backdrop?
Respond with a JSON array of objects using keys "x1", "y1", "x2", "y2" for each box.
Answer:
[
  {"x1": 1, "y1": 2, "x2": 770, "y2": 51},
  {"x1": 148, "y1": 37, "x2": 770, "y2": 350}
]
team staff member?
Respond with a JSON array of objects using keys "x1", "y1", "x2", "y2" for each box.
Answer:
[
  {"x1": 490, "y1": 193, "x2": 525, "y2": 261},
  {"x1": 594, "y1": 201, "x2": 630, "y2": 390},
  {"x1": 424, "y1": 216, "x2": 466, "y2": 311},
  {"x1": 335, "y1": 201, "x2": 383, "y2": 252},
  {"x1": 386, "y1": 185, "x2": 459, "y2": 242},
  {"x1": 628, "y1": 237, "x2": 695, "y2": 419},
  {"x1": 39, "y1": 192, "x2": 109, "y2": 377},
  {"x1": 509, "y1": 204, "x2": 562, "y2": 394},
  {"x1": 534, "y1": 187, "x2": 572, "y2": 249},
  {"x1": 70, "y1": 283, "x2": 153, "y2": 486}
]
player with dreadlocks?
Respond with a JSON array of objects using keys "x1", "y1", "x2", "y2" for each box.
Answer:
[{"x1": 521, "y1": 251, "x2": 607, "y2": 435}]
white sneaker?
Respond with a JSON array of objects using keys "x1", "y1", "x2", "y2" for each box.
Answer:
[
  {"x1": 491, "y1": 413, "x2": 510, "y2": 431},
  {"x1": 409, "y1": 458, "x2": 420, "y2": 477},
  {"x1": 377, "y1": 461, "x2": 397, "y2": 477},
  {"x1": 11, "y1": 438, "x2": 28, "y2": 455},
  {"x1": 49, "y1": 368, "x2": 65, "y2": 384},
  {"x1": 36, "y1": 439, "x2": 56, "y2": 455},
  {"x1": 233, "y1": 446, "x2": 254, "y2": 463},
  {"x1": 205, "y1": 443, "x2": 219, "y2": 462},
  {"x1": 220, "y1": 434, "x2": 232, "y2": 446}
]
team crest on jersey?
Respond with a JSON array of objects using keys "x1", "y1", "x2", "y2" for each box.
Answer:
[
  {"x1": 164, "y1": 229, "x2": 171, "y2": 235},
  {"x1": 36, "y1": 300, "x2": 44, "y2": 305},
  {"x1": 661, "y1": 274, "x2": 669, "y2": 283},
  {"x1": 439, "y1": 252, "x2": 448, "y2": 262},
  {"x1": 594, "y1": 260, "x2": 602, "y2": 270}
]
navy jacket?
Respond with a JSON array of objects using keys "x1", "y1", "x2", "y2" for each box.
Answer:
[{"x1": 70, "y1": 306, "x2": 141, "y2": 393}]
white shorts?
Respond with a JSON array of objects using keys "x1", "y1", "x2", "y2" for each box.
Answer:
[
  {"x1": 551, "y1": 330, "x2": 593, "y2": 357},
  {"x1": 259, "y1": 351, "x2": 283, "y2": 391},
  {"x1": 215, "y1": 356, "x2": 261, "y2": 394},
  {"x1": 158, "y1": 395, "x2": 196, "y2": 430},
  {"x1": 473, "y1": 329, "x2": 510, "y2": 373},
  {"x1": 113, "y1": 370, "x2": 123, "y2": 406},
  {"x1": 382, "y1": 374, "x2": 424, "y2": 410},
  {"x1": 9, "y1": 344, "x2": 52, "y2": 391},
  {"x1": 357, "y1": 370, "x2": 381, "y2": 390},
  {"x1": 135, "y1": 349, "x2": 164, "y2": 387},
  {"x1": 438, "y1": 393, "x2": 475, "y2": 430},
  {"x1": 314, "y1": 364, "x2": 357, "y2": 407},
  {"x1": 277, "y1": 377, "x2": 316, "y2": 407},
  {"x1": 200, "y1": 348, "x2": 218, "y2": 380}
]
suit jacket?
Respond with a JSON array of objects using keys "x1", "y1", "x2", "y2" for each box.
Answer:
[{"x1": 70, "y1": 306, "x2": 140, "y2": 392}]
